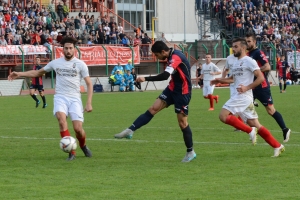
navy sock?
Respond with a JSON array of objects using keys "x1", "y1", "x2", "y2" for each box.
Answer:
[
  {"x1": 284, "y1": 84, "x2": 286, "y2": 90},
  {"x1": 272, "y1": 111, "x2": 286, "y2": 130},
  {"x1": 129, "y1": 110, "x2": 153, "y2": 131},
  {"x1": 31, "y1": 94, "x2": 38, "y2": 102},
  {"x1": 279, "y1": 83, "x2": 282, "y2": 90},
  {"x1": 41, "y1": 96, "x2": 46, "y2": 104},
  {"x1": 182, "y1": 125, "x2": 193, "y2": 152}
]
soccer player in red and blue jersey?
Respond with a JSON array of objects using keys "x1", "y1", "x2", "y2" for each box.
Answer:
[
  {"x1": 29, "y1": 56, "x2": 47, "y2": 108},
  {"x1": 114, "y1": 41, "x2": 196, "y2": 162},
  {"x1": 276, "y1": 55, "x2": 290, "y2": 93},
  {"x1": 245, "y1": 33, "x2": 291, "y2": 142}
]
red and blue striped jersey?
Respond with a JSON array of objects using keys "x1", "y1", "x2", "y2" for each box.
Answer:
[
  {"x1": 167, "y1": 49, "x2": 192, "y2": 94},
  {"x1": 31, "y1": 65, "x2": 43, "y2": 85}
]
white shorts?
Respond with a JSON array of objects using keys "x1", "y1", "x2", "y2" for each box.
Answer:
[
  {"x1": 203, "y1": 81, "x2": 215, "y2": 96},
  {"x1": 222, "y1": 94, "x2": 258, "y2": 122},
  {"x1": 53, "y1": 94, "x2": 84, "y2": 122},
  {"x1": 229, "y1": 83, "x2": 236, "y2": 97}
]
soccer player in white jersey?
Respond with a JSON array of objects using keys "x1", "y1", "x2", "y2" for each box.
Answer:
[
  {"x1": 200, "y1": 53, "x2": 221, "y2": 111},
  {"x1": 222, "y1": 54, "x2": 244, "y2": 131},
  {"x1": 8, "y1": 37, "x2": 93, "y2": 161},
  {"x1": 211, "y1": 38, "x2": 284, "y2": 157}
]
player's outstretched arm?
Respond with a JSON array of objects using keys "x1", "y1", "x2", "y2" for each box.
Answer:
[
  {"x1": 242, "y1": 69, "x2": 264, "y2": 91},
  {"x1": 83, "y1": 76, "x2": 93, "y2": 112},
  {"x1": 8, "y1": 68, "x2": 46, "y2": 81}
]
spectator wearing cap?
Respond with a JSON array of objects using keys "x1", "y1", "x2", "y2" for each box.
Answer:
[
  {"x1": 113, "y1": 70, "x2": 126, "y2": 92},
  {"x1": 124, "y1": 59, "x2": 133, "y2": 72},
  {"x1": 111, "y1": 62, "x2": 124, "y2": 75}
]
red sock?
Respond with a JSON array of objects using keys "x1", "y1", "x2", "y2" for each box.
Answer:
[
  {"x1": 225, "y1": 115, "x2": 252, "y2": 133},
  {"x1": 258, "y1": 126, "x2": 281, "y2": 148},
  {"x1": 60, "y1": 130, "x2": 71, "y2": 138},
  {"x1": 237, "y1": 116, "x2": 243, "y2": 122},
  {"x1": 208, "y1": 94, "x2": 214, "y2": 108},
  {"x1": 76, "y1": 134, "x2": 86, "y2": 148}
]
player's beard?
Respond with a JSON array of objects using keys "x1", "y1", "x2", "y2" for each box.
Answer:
[
  {"x1": 64, "y1": 53, "x2": 74, "y2": 60},
  {"x1": 246, "y1": 45, "x2": 254, "y2": 51},
  {"x1": 233, "y1": 51, "x2": 241, "y2": 57}
]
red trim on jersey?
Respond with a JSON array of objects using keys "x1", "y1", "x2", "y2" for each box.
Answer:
[
  {"x1": 31, "y1": 65, "x2": 43, "y2": 85},
  {"x1": 167, "y1": 54, "x2": 189, "y2": 94}
]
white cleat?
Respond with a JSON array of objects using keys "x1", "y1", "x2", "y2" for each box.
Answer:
[
  {"x1": 272, "y1": 144, "x2": 285, "y2": 157},
  {"x1": 283, "y1": 129, "x2": 291, "y2": 143},
  {"x1": 114, "y1": 128, "x2": 134, "y2": 139},
  {"x1": 181, "y1": 150, "x2": 196, "y2": 163},
  {"x1": 249, "y1": 127, "x2": 257, "y2": 145}
]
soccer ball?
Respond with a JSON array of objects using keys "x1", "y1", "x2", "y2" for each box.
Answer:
[{"x1": 60, "y1": 136, "x2": 77, "y2": 153}]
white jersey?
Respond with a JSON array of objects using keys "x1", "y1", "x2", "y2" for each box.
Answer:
[
  {"x1": 201, "y1": 62, "x2": 221, "y2": 81},
  {"x1": 231, "y1": 56, "x2": 260, "y2": 98},
  {"x1": 44, "y1": 57, "x2": 89, "y2": 98},
  {"x1": 225, "y1": 54, "x2": 238, "y2": 96}
]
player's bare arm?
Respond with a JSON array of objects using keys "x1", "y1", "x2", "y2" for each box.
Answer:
[
  {"x1": 8, "y1": 68, "x2": 46, "y2": 81},
  {"x1": 210, "y1": 75, "x2": 233, "y2": 85},
  {"x1": 260, "y1": 63, "x2": 271, "y2": 72},
  {"x1": 221, "y1": 68, "x2": 229, "y2": 78},
  {"x1": 84, "y1": 76, "x2": 93, "y2": 112},
  {"x1": 136, "y1": 76, "x2": 145, "y2": 82},
  {"x1": 237, "y1": 69, "x2": 264, "y2": 93}
]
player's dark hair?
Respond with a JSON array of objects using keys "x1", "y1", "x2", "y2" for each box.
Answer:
[
  {"x1": 60, "y1": 36, "x2": 78, "y2": 47},
  {"x1": 205, "y1": 53, "x2": 211, "y2": 56},
  {"x1": 245, "y1": 32, "x2": 256, "y2": 41},
  {"x1": 232, "y1": 37, "x2": 247, "y2": 46},
  {"x1": 151, "y1": 41, "x2": 169, "y2": 53}
]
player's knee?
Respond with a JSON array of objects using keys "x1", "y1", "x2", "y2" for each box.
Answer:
[
  {"x1": 73, "y1": 126, "x2": 83, "y2": 134},
  {"x1": 219, "y1": 113, "x2": 227, "y2": 123},
  {"x1": 266, "y1": 107, "x2": 275, "y2": 115}
]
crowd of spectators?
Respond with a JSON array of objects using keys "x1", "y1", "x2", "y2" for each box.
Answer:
[
  {"x1": 209, "y1": 0, "x2": 300, "y2": 57},
  {"x1": 0, "y1": 0, "x2": 158, "y2": 60}
]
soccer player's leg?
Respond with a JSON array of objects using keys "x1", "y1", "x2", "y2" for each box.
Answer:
[
  {"x1": 29, "y1": 85, "x2": 40, "y2": 108},
  {"x1": 247, "y1": 119, "x2": 284, "y2": 157},
  {"x1": 221, "y1": 96, "x2": 257, "y2": 144},
  {"x1": 114, "y1": 88, "x2": 170, "y2": 139},
  {"x1": 69, "y1": 99, "x2": 92, "y2": 158},
  {"x1": 174, "y1": 93, "x2": 196, "y2": 162},
  {"x1": 38, "y1": 86, "x2": 47, "y2": 108},
  {"x1": 283, "y1": 76, "x2": 287, "y2": 92},
  {"x1": 259, "y1": 90, "x2": 291, "y2": 142},
  {"x1": 278, "y1": 76, "x2": 283, "y2": 93}
]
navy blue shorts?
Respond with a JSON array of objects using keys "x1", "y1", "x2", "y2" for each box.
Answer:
[
  {"x1": 158, "y1": 87, "x2": 191, "y2": 115},
  {"x1": 253, "y1": 88, "x2": 273, "y2": 106},
  {"x1": 30, "y1": 84, "x2": 44, "y2": 92}
]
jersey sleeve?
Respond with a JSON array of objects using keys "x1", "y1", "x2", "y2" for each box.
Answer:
[
  {"x1": 165, "y1": 54, "x2": 182, "y2": 74},
  {"x1": 43, "y1": 60, "x2": 54, "y2": 72},
  {"x1": 225, "y1": 59, "x2": 229, "y2": 70},
  {"x1": 213, "y1": 64, "x2": 221, "y2": 72},
  {"x1": 80, "y1": 61, "x2": 90, "y2": 78},
  {"x1": 247, "y1": 58, "x2": 260, "y2": 72},
  {"x1": 257, "y1": 50, "x2": 268, "y2": 66}
]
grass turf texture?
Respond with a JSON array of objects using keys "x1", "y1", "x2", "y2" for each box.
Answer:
[{"x1": 1, "y1": 86, "x2": 300, "y2": 200}]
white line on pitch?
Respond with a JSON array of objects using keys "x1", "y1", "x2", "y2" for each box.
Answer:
[
  {"x1": 1, "y1": 135, "x2": 300, "y2": 147},
  {"x1": 0, "y1": 126, "x2": 298, "y2": 133}
]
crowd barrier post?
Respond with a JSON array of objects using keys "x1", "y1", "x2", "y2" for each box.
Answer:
[
  {"x1": 187, "y1": 44, "x2": 193, "y2": 64},
  {"x1": 178, "y1": 44, "x2": 184, "y2": 53},
  {"x1": 213, "y1": 43, "x2": 219, "y2": 58},
  {"x1": 75, "y1": 46, "x2": 81, "y2": 59},
  {"x1": 291, "y1": 43, "x2": 297, "y2": 69},
  {"x1": 128, "y1": 45, "x2": 135, "y2": 68},
  {"x1": 18, "y1": 46, "x2": 25, "y2": 89},
  {"x1": 156, "y1": 59, "x2": 160, "y2": 74},
  {"x1": 201, "y1": 44, "x2": 208, "y2": 54},
  {"x1": 268, "y1": 42, "x2": 276, "y2": 70},
  {"x1": 194, "y1": 40, "x2": 198, "y2": 59},
  {"x1": 101, "y1": 45, "x2": 108, "y2": 75}
]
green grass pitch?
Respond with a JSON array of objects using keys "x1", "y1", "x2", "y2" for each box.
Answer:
[{"x1": 0, "y1": 86, "x2": 300, "y2": 200}]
